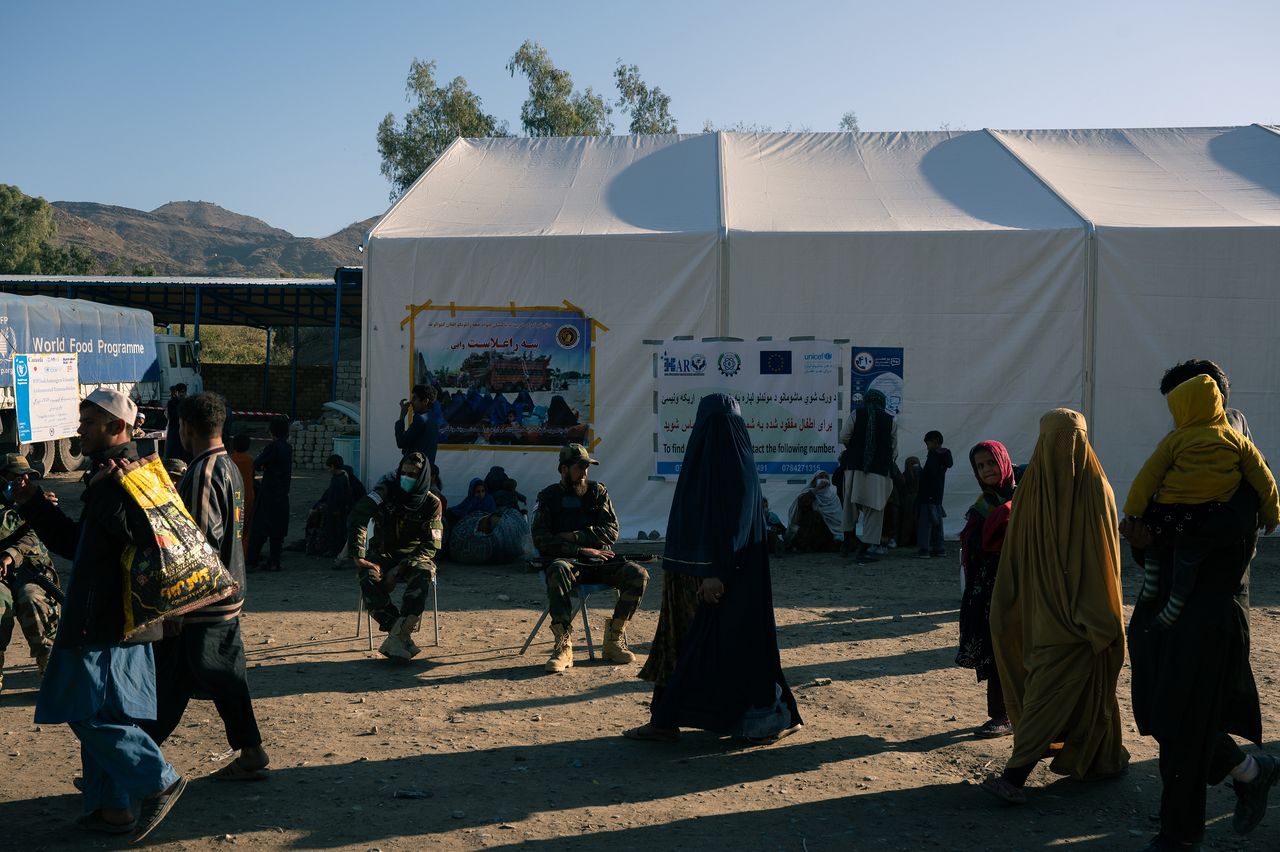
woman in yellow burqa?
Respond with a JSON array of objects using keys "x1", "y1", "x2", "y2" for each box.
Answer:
[{"x1": 981, "y1": 408, "x2": 1129, "y2": 803}]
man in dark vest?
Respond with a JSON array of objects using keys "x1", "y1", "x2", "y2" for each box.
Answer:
[
  {"x1": 838, "y1": 389, "x2": 897, "y2": 564},
  {"x1": 531, "y1": 444, "x2": 648, "y2": 672}
]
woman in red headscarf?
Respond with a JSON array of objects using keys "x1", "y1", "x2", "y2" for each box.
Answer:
[{"x1": 955, "y1": 440, "x2": 1016, "y2": 739}]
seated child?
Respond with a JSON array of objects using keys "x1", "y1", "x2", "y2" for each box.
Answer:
[{"x1": 1123, "y1": 375, "x2": 1280, "y2": 627}]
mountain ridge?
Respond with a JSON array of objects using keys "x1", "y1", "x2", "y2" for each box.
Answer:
[{"x1": 49, "y1": 199, "x2": 376, "y2": 277}]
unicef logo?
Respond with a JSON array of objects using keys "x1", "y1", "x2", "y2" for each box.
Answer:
[
  {"x1": 853, "y1": 351, "x2": 876, "y2": 373},
  {"x1": 717, "y1": 352, "x2": 742, "y2": 378}
]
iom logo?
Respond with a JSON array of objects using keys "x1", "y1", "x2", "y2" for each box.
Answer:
[{"x1": 663, "y1": 352, "x2": 706, "y2": 376}]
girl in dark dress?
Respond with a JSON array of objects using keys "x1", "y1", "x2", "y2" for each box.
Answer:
[
  {"x1": 624, "y1": 393, "x2": 802, "y2": 744},
  {"x1": 955, "y1": 440, "x2": 1015, "y2": 739}
]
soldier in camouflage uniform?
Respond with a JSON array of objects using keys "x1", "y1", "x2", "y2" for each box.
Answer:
[
  {"x1": 532, "y1": 443, "x2": 648, "y2": 672},
  {"x1": 347, "y1": 452, "x2": 442, "y2": 661},
  {"x1": 0, "y1": 454, "x2": 59, "y2": 692}
]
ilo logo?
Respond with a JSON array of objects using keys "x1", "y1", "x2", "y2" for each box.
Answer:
[{"x1": 853, "y1": 351, "x2": 876, "y2": 373}]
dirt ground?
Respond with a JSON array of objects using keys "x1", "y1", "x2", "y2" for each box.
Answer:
[{"x1": 3, "y1": 470, "x2": 1280, "y2": 851}]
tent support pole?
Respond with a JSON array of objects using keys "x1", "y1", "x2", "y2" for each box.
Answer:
[
  {"x1": 715, "y1": 131, "x2": 730, "y2": 336},
  {"x1": 262, "y1": 328, "x2": 272, "y2": 410},
  {"x1": 289, "y1": 292, "x2": 301, "y2": 420},
  {"x1": 331, "y1": 276, "x2": 343, "y2": 402}
]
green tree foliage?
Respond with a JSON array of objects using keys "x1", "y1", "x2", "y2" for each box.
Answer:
[
  {"x1": 507, "y1": 40, "x2": 612, "y2": 137},
  {"x1": 0, "y1": 184, "x2": 102, "y2": 274},
  {"x1": 376, "y1": 59, "x2": 509, "y2": 200},
  {"x1": 614, "y1": 61, "x2": 676, "y2": 134},
  {"x1": 839, "y1": 111, "x2": 860, "y2": 132}
]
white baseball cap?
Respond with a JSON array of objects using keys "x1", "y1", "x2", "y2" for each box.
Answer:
[{"x1": 84, "y1": 388, "x2": 139, "y2": 425}]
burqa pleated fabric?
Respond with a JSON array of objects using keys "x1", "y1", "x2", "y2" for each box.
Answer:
[
  {"x1": 990, "y1": 409, "x2": 1129, "y2": 779},
  {"x1": 650, "y1": 394, "x2": 802, "y2": 738}
]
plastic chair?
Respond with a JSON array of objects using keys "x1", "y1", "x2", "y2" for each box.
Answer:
[{"x1": 518, "y1": 570, "x2": 616, "y2": 661}]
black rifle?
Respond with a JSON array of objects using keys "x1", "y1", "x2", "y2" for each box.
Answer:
[
  {"x1": 525, "y1": 552, "x2": 656, "y2": 573},
  {"x1": 7, "y1": 562, "x2": 65, "y2": 606}
]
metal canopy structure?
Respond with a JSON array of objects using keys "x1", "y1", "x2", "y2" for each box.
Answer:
[{"x1": 0, "y1": 268, "x2": 364, "y2": 417}]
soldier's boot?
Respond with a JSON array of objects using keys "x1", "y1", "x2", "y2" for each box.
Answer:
[
  {"x1": 601, "y1": 618, "x2": 636, "y2": 665},
  {"x1": 400, "y1": 614, "x2": 422, "y2": 658},
  {"x1": 378, "y1": 617, "x2": 420, "y2": 661},
  {"x1": 544, "y1": 624, "x2": 574, "y2": 673}
]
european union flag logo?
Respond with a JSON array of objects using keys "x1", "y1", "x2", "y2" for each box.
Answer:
[{"x1": 760, "y1": 350, "x2": 792, "y2": 375}]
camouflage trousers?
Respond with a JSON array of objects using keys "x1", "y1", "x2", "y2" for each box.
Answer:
[
  {"x1": 545, "y1": 559, "x2": 648, "y2": 629},
  {"x1": 358, "y1": 556, "x2": 436, "y2": 632},
  {"x1": 0, "y1": 572, "x2": 59, "y2": 668}
]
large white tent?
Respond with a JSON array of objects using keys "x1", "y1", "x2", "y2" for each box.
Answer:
[{"x1": 363, "y1": 127, "x2": 1280, "y2": 535}]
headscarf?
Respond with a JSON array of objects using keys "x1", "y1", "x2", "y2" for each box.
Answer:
[
  {"x1": 990, "y1": 409, "x2": 1127, "y2": 777},
  {"x1": 514, "y1": 390, "x2": 535, "y2": 416},
  {"x1": 546, "y1": 395, "x2": 577, "y2": 427},
  {"x1": 662, "y1": 394, "x2": 765, "y2": 577},
  {"x1": 788, "y1": 470, "x2": 843, "y2": 536},
  {"x1": 489, "y1": 392, "x2": 513, "y2": 426},
  {"x1": 958, "y1": 440, "x2": 1015, "y2": 583},
  {"x1": 859, "y1": 389, "x2": 890, "y2": 470},
  {"x1": 483, "y1": 465, "x2": 508, "y2": 494},
  {"x1": 378, "y1": 451, "x2": 433, "y2": 511},
  {"x1": 453, "y1": 477, "x2": 497, "y2": 517}
]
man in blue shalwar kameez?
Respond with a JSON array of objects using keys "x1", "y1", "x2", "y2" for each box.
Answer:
[{"x1": 15, "y1": 388, "x2": 186, "y2": 840}]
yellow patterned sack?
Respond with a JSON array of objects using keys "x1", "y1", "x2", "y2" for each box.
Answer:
[{"x1": 117, "y1": 455, "x2": 237, "y2": 640}]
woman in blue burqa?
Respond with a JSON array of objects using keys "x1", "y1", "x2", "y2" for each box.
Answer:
[{"x1": 624, "y1": 393, "x2": 803, "y2": 744}]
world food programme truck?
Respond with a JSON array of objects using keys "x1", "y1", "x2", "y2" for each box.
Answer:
[{"x1": 0, "y1": 293, "x2": 202, "y2": 471}]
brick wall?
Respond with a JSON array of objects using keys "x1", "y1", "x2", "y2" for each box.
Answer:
[
  {"x1": 201, "y1": 363, "x2": 333, "y2": 419},
  {"x1": 334, "y1": 359, "x2": 361, "y2": 404}
]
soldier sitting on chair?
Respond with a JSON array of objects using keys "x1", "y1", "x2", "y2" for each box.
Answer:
[
  {"x1": 347, "y1": 452, "x2": 443, "y2": 661},
  {"x1": 532, "y1": 443, "x2": 648, "y2": 673},
  {"x1": 0, "y1": 454, "x2": 59, "y2": 693}
]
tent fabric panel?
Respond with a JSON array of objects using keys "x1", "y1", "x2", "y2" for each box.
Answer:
[
  {"x1": 721, "y1": 131, "x2": 1084, "y2": 233},
  {"x1": 726, "y1": 228, "x2": 1088, "y2": 528},
  {"x1": 372, "y1": 134, "x2": 721, "y2": 239},
  {"x1": 1089, "y1": 226, "x2": 1280, "y2": 512},
  {"x1": 993, "y1": 127, "x2": 1280, "y2": 227},
  {"x1": 363, "y1": 231, "x2": 720, "y2": 533}
]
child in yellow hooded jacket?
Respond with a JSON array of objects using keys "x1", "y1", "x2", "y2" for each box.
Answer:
[{"x1": 1124, "y1": 374, "x2": 1280, "y2": 626}]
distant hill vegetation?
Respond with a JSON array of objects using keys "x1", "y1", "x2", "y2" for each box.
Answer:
[{"x1": 50, "y1": 199, "x2": 377, "y2": 277}]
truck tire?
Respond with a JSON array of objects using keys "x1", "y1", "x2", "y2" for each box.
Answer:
[
  {"x1": 55, "y1": 437, "x2": 87, "y2": 472},
  {"x1": 23, "y1": 441, "x2": 55, "y2": 477}
]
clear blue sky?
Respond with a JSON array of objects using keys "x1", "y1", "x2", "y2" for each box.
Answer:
[{"x1": 5, "y1": 0, "x2": 1277, "y2": 237}]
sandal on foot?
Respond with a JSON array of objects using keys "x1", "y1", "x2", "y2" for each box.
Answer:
[
  {"x1": 75, "y1": 811, "x2": 137, "y2": 834},
  {"x1": 622, "y1": 723, "x2": 679, "y2": 743},
  {"x1": 134, "y1": 775, "x2": 187, "y2": 843},
  {"x1": 979, "y1": 772, "x2": 1027, "y2": 805},
  {"x1": 212, "y1": 759, "x2": 269, "y2": 781},
  {"x1": 746, "y1": 723, "x2": 804, "y2": 746}
]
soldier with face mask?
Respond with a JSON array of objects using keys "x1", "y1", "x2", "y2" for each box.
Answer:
[{"x1": 347, "y1": 452, "x2": 443, "y2": 661}]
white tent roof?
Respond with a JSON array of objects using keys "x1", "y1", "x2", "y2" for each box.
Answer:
[
  {"x1": 366, "y1": 127, "x2": 1280, "y2": 534},
  {"x1": 993, "y1": 126, "x2": 1280, "y2": 227}
]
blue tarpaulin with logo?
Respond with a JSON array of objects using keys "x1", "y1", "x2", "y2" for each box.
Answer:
[{"x1": 0, "y1": 294, "x2": 158, "y2": 388}]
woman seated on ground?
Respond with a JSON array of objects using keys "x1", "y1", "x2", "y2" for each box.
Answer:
[
  {"x1": 448, "y1": 506, "x2": 528, "y2": 565},
  {"x1": 624, "y1": 393, "x2": 802, "y2": 745},
  {"x1": 955, "y1": 441, "x2": 1016, "y2": 740},
  {"x1": 786, "y1": 471, "x2": 843, "y2": 552},
  {"x1": 980, "y1": 409, "x2": 1129, "y2": 804},
  {"x1": 447, "y1": 477, "x2": 497, "y2": 526}
]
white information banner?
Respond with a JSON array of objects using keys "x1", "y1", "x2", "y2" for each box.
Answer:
[
  {"x1": 656, "y1": 341, "x2": 839, "y2": 476},
  {"x1": 14, "y1": 353, "x2": 80, "y2": 444}
]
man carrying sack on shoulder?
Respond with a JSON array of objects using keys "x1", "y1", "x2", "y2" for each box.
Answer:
[{"x1": 13, "y1": 389, "x2": 186, "y2": 841}]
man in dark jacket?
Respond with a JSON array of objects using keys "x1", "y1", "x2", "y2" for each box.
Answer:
[
  {"x1": 141, "y1": 391, "x2": 268, "y2": 781},
  {"x1": 348, "y1": 452, "x2": 443, "y2": 661},
  {"x1": 163, "y1": 383, "x2": 189, "y2": 463},
  {"x1": 531, "y1": 444, "x2": 648, "y2": 673},
  {"x1": 246, "y1": 416, "x2": 292, "y2": 572},
  {"x1": 395, "y1": 384, "x2": 439, "y2": 466},
  {"x1": 16, "y1": 389, "x2": 185, "y2": 840},
  {"x1": 914, "y1": 430, "x2": 953, "y2": 558}
]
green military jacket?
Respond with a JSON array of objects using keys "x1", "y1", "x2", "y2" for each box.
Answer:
[
  {"x1": 0, "y1": 504, "x2": 54, "y2": 584},
  {"x1": 531, "y1": 480, "x2": 620, "y2": 559},
  {"x1": 346, "y1": 483, "x2": 443, "y2": 566}
]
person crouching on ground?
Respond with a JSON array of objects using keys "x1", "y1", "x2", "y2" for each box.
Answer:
[
  {"x1": 530, "y1": 443, "x2": 648, "y2": 672},
  {"x1": 348, "y1": 452, "x2": 443, "y2": 661}
]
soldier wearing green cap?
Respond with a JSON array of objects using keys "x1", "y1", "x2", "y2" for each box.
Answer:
[
  {"x1": 0, "y1": 454, "x2": 59, "y2": 692},
  {"x1": 531, "y1": 443, "x2": 648, "y2": 672}
]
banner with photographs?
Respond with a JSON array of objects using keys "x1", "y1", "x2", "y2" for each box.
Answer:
[
  {"x1": 849, "y1": 346, "x2": 904, "y2": 415},
  {"x1": 656, "y1": 340, "x2": 840, "y2": 476},
  {"x1": 410, "y1": 308, "x2": 594, "y2": 449}
]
